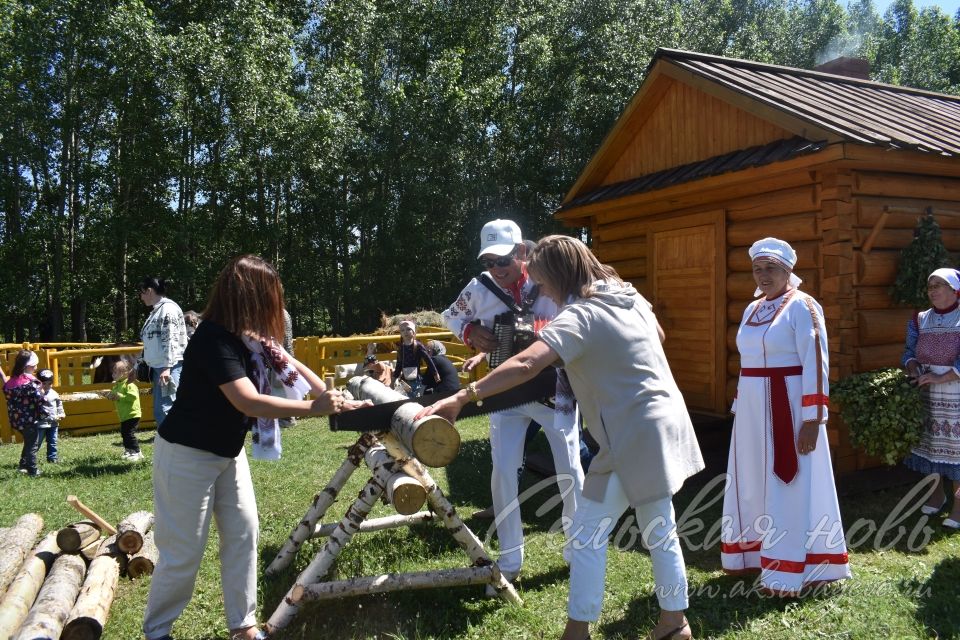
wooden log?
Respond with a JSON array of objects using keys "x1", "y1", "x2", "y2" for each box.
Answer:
[
  {"x1": 854, "y1": 172, "x2": 960, "y2": 201},
  {"x1": 116, "y1": 511, "x2": 154, "y2": 555},
  {"x1": 727, "y1": 300, "x2": 753, "y2": 323},
  {"x1": 264, "y1": 434, "x2": 374, "y2": 577},
  {"x1": 607, "y1": 257, "x2": 646, "y2": 279},
  {"x1": 856, "y1": 197, "x2": 960, "y2": 229},
  {"x1": 347, "y1": 376, "x2": 461, "y2": 467},
  {"x1": 725, "y1": 185, "x2": 818, "y2": 222},
  {"x1": 855, "y1": 250, "x2": 900, "y2": 287},
  {"x1": 859, "y1": 211, "x2": 889, "y2": 254},
  {"x1": 378, "y1": 434, "x2": 521, "y2": 605},
  {"x1": 0, "y1": 514, "x2": 44, "y2": 599},
  {"x1": 13, "y1": 553, "x2": 85, "y2": 640},
  {"x1": 727, "y1": 212, "x2": 819, "y2": 246},
  {"x1": 310, "y1": 512, "x2": 435, "y2": 539},
  {"x1": 594, "y1": 238, "x2": 647, "y2": 262},
  {"x1": 62, "y1": 535, "x2": 125, "y2": 640},
  {"x1": 127, "y1": 532, "x2": 158, "y2": 579},
  {"x1": 727, "y1": 355, "x2": 741, "y2": 377},
  {"x1": 264, "y1": 443, "x2": 396, "y2": 634},
  {"x1": 855, "y1": 227, "x2": 960, "y2": 252},
  {"x1": 858, "y1": 309, "x2": 913, "y2": 347},
  {"x1": 364, "y1": 446, "x2": 426, "y2": 516},
  {"x1": 56, "y1": 523, "x2": 101, "y2": 554},
  {"x1": 293, "y1": 565, "x2": 496, "y2": 602},
  {"x1": 857, "y1": 343, "x2": 905, "y2": 371},
  {"x1": 0, "y1": 532, "x2": 60, "y2": 640},
  {"x1": 855, "y1": 286, "x2": 895, "y2": 310}
]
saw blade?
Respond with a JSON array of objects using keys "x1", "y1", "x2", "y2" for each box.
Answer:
[{"x1": 329, "y1": 368, "x2": 557, "y2": 432}]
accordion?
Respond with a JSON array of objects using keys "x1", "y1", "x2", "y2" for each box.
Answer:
[{"x1": 488, "y1": 312, "x2": 538, "y2": 369}]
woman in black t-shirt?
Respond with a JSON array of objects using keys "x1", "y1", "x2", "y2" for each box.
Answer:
[{"x1": 143, "y1": 255, "x2": 366, "y2": 640}]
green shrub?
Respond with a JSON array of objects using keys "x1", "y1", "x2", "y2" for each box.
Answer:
[
  {"x1": 891, "y1": 213, "x2": 952, "y2": 308},
  {"x1": 832, "y1": 368, "x2": 926, "y2": 466}
]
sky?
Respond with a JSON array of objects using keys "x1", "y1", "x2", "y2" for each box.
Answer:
[{"x1": 873, "y1": 0, "x2": 960, "y2": 16}]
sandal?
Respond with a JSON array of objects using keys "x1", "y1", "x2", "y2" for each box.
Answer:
[{"x1": 647, "y1": 620, "x2": 692, "y2": 640}]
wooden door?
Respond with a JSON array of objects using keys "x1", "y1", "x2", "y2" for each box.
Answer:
[{"x1": 649, "y1": 213, "x2": 726, "y2": 414}]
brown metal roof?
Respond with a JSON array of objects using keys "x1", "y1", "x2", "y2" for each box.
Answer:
[
  {"x1": 560, "y1": 137, "x2": 827, "y2": 211},
  {"x1": 662, "y1": 49, "x2": 960, "y2": 155}
]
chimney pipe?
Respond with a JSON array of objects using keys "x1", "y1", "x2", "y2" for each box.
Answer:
[{"x1": 814, "y1": 56, "x2": 870, "y2": 80}]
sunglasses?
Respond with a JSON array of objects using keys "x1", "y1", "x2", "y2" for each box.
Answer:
[{"x1": 479, "y1": 254, "x2": 516, "y2": 270}]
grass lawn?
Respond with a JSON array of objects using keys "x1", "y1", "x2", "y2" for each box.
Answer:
[{"x1": 1, "y1": 417, "x2": 958, "y2": 640}]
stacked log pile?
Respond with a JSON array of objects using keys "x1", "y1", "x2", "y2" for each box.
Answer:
[{"x1": 0, "y1": 508, "x2": 156, "y2": 640}]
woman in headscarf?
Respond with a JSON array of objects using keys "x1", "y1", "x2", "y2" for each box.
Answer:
[
  {"x1": 720, "y1": 237, "x2": 851, "y2": 595},
  {"x1": 903, "y1": 267, "x2": 960, "y2": 529}
]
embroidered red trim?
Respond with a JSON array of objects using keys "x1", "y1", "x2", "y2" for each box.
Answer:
[
  {"x1": 760, "y1": 552, "x2": 850, "y2": 573},
  {"x1": 801, "y1": 394, "x2": 829, "y2": 407},
  {"x1": 721, "y1": 541, "x2": 762, "y2": 553}
]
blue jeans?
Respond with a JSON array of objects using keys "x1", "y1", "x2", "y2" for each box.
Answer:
[
  {"x1": 152, "y1": 362, "x2": 183, "y2": 427},
  {"x1": 35, "y1": 420, "x2": 59, "y2": 461},
  {"x1": 18, "y1": 424, "x2": 40, "y2": 474}
]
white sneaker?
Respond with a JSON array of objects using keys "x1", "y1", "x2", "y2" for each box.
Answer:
[{"x1": 128, "y1": 451, "x2": 144, "y2": 462}]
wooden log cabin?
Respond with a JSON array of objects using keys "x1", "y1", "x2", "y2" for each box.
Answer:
[{"x1": 556, "y1": 49, "x2": 960, "y2": 473}]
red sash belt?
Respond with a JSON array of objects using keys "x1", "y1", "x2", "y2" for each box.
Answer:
[{"x1": 741, "y1": 366, "x2": 803, "y2": 484}]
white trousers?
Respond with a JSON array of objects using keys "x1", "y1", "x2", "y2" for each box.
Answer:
[
  {"x1": 489, "y1": 402, "x2": 584, "y2": 574},
  {"x1": 143, "y1": 436, "x2": 259, "y2": 639},
  {"x1": 568, "y1": 472, "x2": 688, "y2": 622}
]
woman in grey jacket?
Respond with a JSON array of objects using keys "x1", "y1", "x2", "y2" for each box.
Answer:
[
  {"x1": 139, "y1": 276, "x2": 188, "y2": 427},
  {"x1": 418, "y1": 235, "x2": 703, "y2": 640}
]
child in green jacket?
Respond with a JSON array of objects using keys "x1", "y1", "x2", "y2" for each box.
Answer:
[{"x1": 106, "y1": 359, "x2": 143, "y2": 461}]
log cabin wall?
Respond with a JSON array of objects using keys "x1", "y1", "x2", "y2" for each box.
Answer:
[
  {"x1": 562, "y1": 48, "x2": 960, "y2": 474},
  {"x1": 590, "y1": 166, "x2": 960, "y2": 472},
  {"x1": 590, "y1": 169, "x2": 826, "y2": 418}
]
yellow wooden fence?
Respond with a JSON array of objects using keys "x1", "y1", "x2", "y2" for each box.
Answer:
[{"x1": 1, "y1": 330, "x2": 480, "y2": 444}]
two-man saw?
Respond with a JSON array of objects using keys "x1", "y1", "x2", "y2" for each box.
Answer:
[{"x1": 329, "y1": 368, "x2": 557, "y2": 432}]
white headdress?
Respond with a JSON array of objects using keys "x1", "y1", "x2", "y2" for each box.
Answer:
[{"x1": 749, "y1": 237, "x2": 802, "y2": 297}]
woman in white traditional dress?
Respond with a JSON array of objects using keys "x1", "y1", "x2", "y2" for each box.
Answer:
[
  {"x1": 418, "y1": 235, "x2": 704, "y2": 640},
  {"x1": 903, "y1": 267, "x2": 960, "y2": 529},
  {"x1": 721, "y1": 237, "x2": 851, "y2": 595}
]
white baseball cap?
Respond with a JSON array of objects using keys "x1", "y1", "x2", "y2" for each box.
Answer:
[{"x1": 477, "y1": 219, "x2": 522, "y2": 258}]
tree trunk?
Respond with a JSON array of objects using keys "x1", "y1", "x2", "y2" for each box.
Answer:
[
  {"x1": 13, "y1": 553, "x2": 86, "y2": 640},
  {"x1": 56, "y1": 523, "x2": 101, "y2": 554},
  {"x1": 126, "y1": 532, "x2": 157, "y2": 579},
  {"x1": 293, "y1": 565, "x2": 496, "y2": 603},
  {"x1": 264, "y1": 434, "x2": 374, "y2": 577},
  {"x1": 346, "y1": 376, "x2": 460, "y2": 467},
  {"x1": 0, "y1": 514, "x2": 44, "y2": 598},
  {"x1": 116, "y1": 511, "x2": 153, "y2": 555},
  {"x1": 62, "y1": 535, "x2": 125, "y2": 640},
  {"x1": 364, "y1": 445, "x2": 426, "y2": 516},
  {"x1": 0, "y1": 532, "x2": 60, "y2": 640},
  {"x1": 310, "y1": 512, "x2": 434, "y2": 539}
]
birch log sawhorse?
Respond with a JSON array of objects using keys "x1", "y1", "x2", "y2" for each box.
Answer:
[{"x1": 262, "y1": 377, "x2": 520, "y2": 637}]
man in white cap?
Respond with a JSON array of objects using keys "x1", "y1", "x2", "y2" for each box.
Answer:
[{"x1": 442, "y1": 219, "x2": 584, "y2": 589}]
